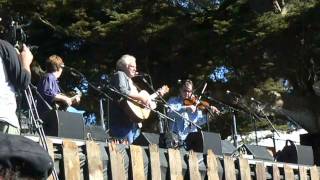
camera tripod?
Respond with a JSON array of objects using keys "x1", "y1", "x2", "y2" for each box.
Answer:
[{"x1": 24, "y1": 85, "x2": 59, "y2": 180}]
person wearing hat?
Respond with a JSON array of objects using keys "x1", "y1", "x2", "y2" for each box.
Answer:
[{"x1": 0, "y1": 133, "x2": 54, "y2": 179}]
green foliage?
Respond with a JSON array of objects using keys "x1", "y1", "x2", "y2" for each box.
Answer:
[
  {"x1": 0, "y1": 0, "x2": 319, "y2": 136},
  {"x1": 255, "y1": 78, "x2": 286, "y2": 94},
  {"x1": 213, "y1": 20, "x2": 232, "y2": 35},
  {"x1": 255, "y1": 12, "x2": 288, "y2": 36}
]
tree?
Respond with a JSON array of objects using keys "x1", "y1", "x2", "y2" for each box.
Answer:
[{"x1": 1, "y1": 0, "x2": 319, "y2": 136}]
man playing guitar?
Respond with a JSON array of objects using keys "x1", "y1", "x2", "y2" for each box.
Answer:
[
  {"x1": 109, "y1": 54, "x2": 167, "y2": 144},
  {"x1": 37, "y1": 55, "x2": 81, "y2": 119}
]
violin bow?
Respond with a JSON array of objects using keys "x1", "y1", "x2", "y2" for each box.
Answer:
[{"x1": 198, "y1": 82, "x2": 208, "y2": 101}]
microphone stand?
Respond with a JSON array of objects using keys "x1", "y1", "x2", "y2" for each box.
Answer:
[
  {"x1": 250, "y1": 102, "x2": 281, "y2": 137},
  {"x1": 245, "y1": 103, "x2": 259, "y2": 145},
  {"x1": 251, "y1": 112, "x2": 258, "y2": 145},
  {"x1": 231, "y1": 111, "x2": 239, "y2": 148},
  {"x1": 204, "y1": 95, "x2": 247, "y2": 148},
  {"x1": 65, "y1": 68, "x2": 113, "y2": 129},
  {"x1": 248, "y1": 102, "x2": 280, "y2": 157},
  {"x1": 99, "y1": 98, "x2": 105, "y2": 130}
]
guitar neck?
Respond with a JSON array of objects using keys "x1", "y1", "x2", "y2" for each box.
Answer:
[
  {"x1": 149, "y1": 86, "x2": 169, "y2": 100},
  {"x1": 150, "y1": 91, "x2": 160, "y2": 100},
  {"x1": 70, "y1": 95, "x2": 78, "y2": 101},
  {"x1": 70, "y1": 94, "x2": 81, "y2": 102}
]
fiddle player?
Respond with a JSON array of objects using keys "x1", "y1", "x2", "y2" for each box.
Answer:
[
  {"x1": 109, "y1": 54, "x2": 152, "y2": 144},
  {"x1": 167, "y1": 79, "x2": 220, "y2": 144}
]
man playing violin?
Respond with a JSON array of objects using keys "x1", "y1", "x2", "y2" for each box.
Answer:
[{"x1": 167, "y1": 79, "x2": 220, "y2": 144}]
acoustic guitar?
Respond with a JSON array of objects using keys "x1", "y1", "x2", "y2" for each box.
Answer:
[
  {"x1": 55, "y1": 88, "x2": 82, "y2": 111},
  {"x1": 124, "y1": 85, "x2": 169, "y2": 122}
]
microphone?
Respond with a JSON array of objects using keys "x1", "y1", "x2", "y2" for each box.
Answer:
[
  {"x1": 60, "y1": 64, "x2": 75, "y2": 71},
  {"x1": 135, "y1": 72, "x2": 149, "y2": 77},
  {"x1": 61, "y1": 64, "x2": 81, "y2": 77},
  {"x1": 203, "y1": 94, "x2": 214, "y2": 101},
  {"x1": 250, "y1": 97, "x2": 262, "y2": 105},
  {"x1": 226, "y1": 90, "x2": 242, "y2": 97}
]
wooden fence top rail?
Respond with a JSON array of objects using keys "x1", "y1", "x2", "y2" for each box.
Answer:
[{"x1": 23, "y1": 136, "x2": 320, "y2": 180}]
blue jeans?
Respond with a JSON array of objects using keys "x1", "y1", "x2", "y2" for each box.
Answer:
[{"x1": 110, "y1": 123, "x2": 140, "y2": 144}]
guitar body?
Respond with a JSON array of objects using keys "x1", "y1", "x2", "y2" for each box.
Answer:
[
  {"x1": 123, "y1": 86, "x2": 168, "y2": 123},
  {"x1": 54, "y1": 89, "x2": 82, "y2": 111},
  {"x1": 55, "y1": 102, "x2": 69, "y2": 111},
  {"x1": 123, "y1": 90, "x2": 152, "y2": 123}
]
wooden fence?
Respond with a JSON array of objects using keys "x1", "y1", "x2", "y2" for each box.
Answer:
[{"x1": 32, "y1": 137, "x2": 320, "y2": 180}]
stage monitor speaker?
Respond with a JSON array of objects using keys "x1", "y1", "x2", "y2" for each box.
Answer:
[
  {"x1": 44, "y1": 110, "x2": 85, "y2": 139},
  {"x1": 203, "y1": 132, "x2": 222, "y2": 156},
  {"x1": 185, "y1": 131, "x2": 222, "y2": 156},
  {"x1": 85, "y1": 125, "x2": 108, "y2": 142},
  {"x1": 221, "y1": 140, "x2": 236, "y2": 156},
  {"x1": 133, "y1": 132, "x2": 160, "y2": 146},
  {"x1": 243, "y1": 144, "x2": 274, "y2": 161},
  {"x1": 276, "y1": 140, "x2": 314, "y2": 165},
  {"x1": 300, "y1": 133, "x2": 320, "y2": 165}
]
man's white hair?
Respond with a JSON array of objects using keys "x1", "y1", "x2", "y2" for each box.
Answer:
[{"x1": 116, "y1": 54, "x2": 136, "y2": 71}]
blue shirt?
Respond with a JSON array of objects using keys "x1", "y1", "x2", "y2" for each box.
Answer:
[
  {"x1": 37, "y1": 73, "x2": 61, "y2": 116},
  {"x1": 167, "y1": 96, "x2": 207, "y2": 141}
]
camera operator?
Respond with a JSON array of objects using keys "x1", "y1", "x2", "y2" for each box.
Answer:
[{"x1": 0, "y1": 39, "x2": 33, "y2": 135}]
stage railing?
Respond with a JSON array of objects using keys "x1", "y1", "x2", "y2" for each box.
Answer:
[{"x1": 25, "y1": 136, "x2": 320, "y2": 180}]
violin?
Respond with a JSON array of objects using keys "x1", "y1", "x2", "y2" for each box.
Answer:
[{"x1": 183, "y1": 96, "x2": 211, "y2": 111}]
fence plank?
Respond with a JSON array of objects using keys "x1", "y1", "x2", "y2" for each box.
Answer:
[
  {"x1": 284, "y1": 164, "x2": 294, "y2": 180},
  {"x1": 223, "y1": 156, "x2": 236, "y2": 180},
  {"x1": 86, "y1": 141, "x2": 104, "y2": 180},
  {"x1": 238, "y1": 157, "x2": 251, "y2": 180},
  {"x1": 46, "y1": 139, "x2": 54, "y2": 180},
  {"x1": 130, "y1": 145, "x2": 146, "y2": 180},
  {"x1": 149, "y1": 144, "x2": 161, "y2": 180},
  {"x1": 168, "y1": 148, "x2": 183, "y2": 180},
  {"x1": 108, "y1": 142, "x2": 126, "y2": 180},
  {"x1": 256, "y1": 162, "x2": 266, "y2": 180},
  {"x1": 272, "y1": 164, "x2": 280, "y2": 180},
  {"x1": 207, "y1": 150, "x2": 220, "y2": 180},
  {"x1": 63, "y1": 140, "x2": 81, "y2": 180},
  {"x1": 188, "y1": 151, "x2": 201, "y2": 180},
  {"x1": 310, "y1": 165, "x2": 319, "y2": 180},
  {"x1": 298, "y1": 166, "x2": 307, "y2": 180}
]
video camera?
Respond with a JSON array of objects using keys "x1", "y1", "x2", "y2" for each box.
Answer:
[{"x1": 0, "y1": 16, "x2": 30, "y2": 51}]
